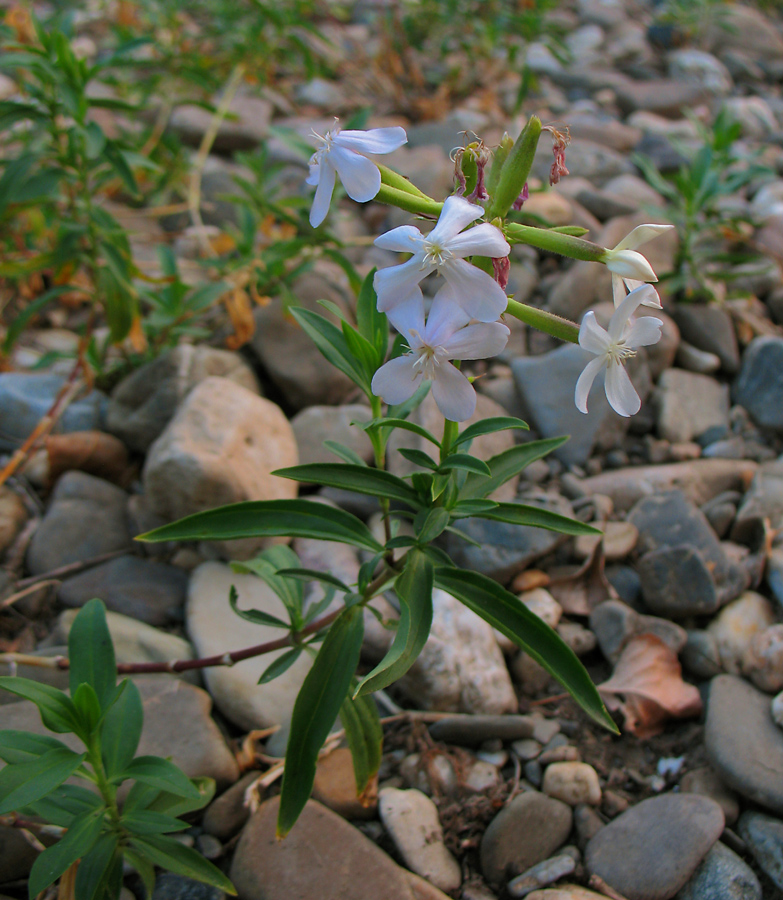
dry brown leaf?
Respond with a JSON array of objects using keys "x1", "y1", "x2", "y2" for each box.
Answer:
[
  {"x1": 598, "y1": 634, "x2": 702, "y2": 738},
  {"x1": 548, "y1": 539, "x2": 617, "y2": 616},
  {"x1": 224, "y1": 287, "x2": 255, "y2": 349}
]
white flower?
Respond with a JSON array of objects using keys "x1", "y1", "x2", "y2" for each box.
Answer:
[
  {"x1": 604, "y1": 224, "x2": 675, "y2": 310},
  {"x1": 575, "y1": 283, "x2": 663, "y2": 418},
  {"x1": 371, "y1": 285, "x2": 510, "y2": 422},
  {"x1": 373, "y1": 195, "x2": 511, "y2": 323},
  {"x1": 306, "y1": 120, "x2": 407, "y2": 227}
]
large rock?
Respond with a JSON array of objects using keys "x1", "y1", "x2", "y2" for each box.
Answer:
[
  {"x1": 705, "y1": 674, "x2": 783, "y2": 814},
  {"x1": 169, "y1": 94, "x2": 273, "y2": 151},
  {"x1": 614, "y1": 78, "x2": 708, "y2": 117},
  {"x1": 229, "y1": 797, "x2": 416, "y2": 900},
  {"x1": 668, "y1": 49, "x2": 733, "y2": 95},
  {"x1": 733, "y1": 337, "x2": 783, "y2": 432},
  {"x1": 290, "y1": 404, "x2": 374, "y2": 467},
  {"x1": 106, "y1": 346, "x2": 259, "y2": 453},
  {"x1": 397, "y1": 589, "x2": 517, "y2": 715},
  {"x1": 671, "y1": 305, "x2": 740, "y2": 374},
  {"x1": 738, "y1": 811, "x2": 783, "y2": 891},
  {"x1": 142, "y1": 377, "x2": 298, "y2": 555},
  {"x1": 26, "y1": 471, "x2": 133, "y2": 576},
  {"x1": 734, "y1": 458, "x2": 783, "y2": 536},
  {"x1": 705, "y1": 5, "x2": 783, "y2": 59},
  {"x1": 0, "y1": 373, "x2": 106, "y2": 451},
  {"x1": 675, "y1": 839, "x2": 761, "y2": 900},
  {"x1": 186, "y1": 561, "x2": 313, "y2": 733},
  {"x1": 585, "y1": 793, "x2": 724, "y2": 900},
  {"x1": 654, "y1": 369, "x2": 730, "y2": 444}
]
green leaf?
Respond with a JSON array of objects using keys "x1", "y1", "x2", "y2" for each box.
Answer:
[
  {"x1": 278, "y1": 606, "x2": 364, "y2": 837},
  {"x1": 23, "y1": 785, "x2": 103, "y2": 828},
  {"x1": 231, "y1": 545, "x2": 304, "y2": 617},
  {"x1": 228, "y1": 586, "x2": 288, "y2": 629},
  {"x1": 116, "y1": 757, "x2": 201, "y2": 799},
  {"x1": 450, "y1": 416, "x2": 529, "y2": 449},
  {"x1": 3, "y1": 286, "x2": 73, "y2": 353},
  {"x1": 397, "y1": 448, "x2": 438, "y2": 470},
  {"x1": 0, "y1": 677, "x2": 79, "y2": 734},
  {"x1": 356, "y1": 268, "x2": 388, "y2": 361},
  {"x1": 342, "y1": 322, "x2": 379, "y2": 382},
  {"x1": 438, "y1": 453, "x2": 491, "y2": 476},
  {"x1": 460, "y1": 437, "x2": 569, "y2": 499},
  {"x1": 0, "y1": 747, "x2": 86, "y2": 816},
  {"x1": 364, "y1": 417, "x2": 440, "y2": 447},
  {"x1": 122, "y1": 848, "x2": 157, "y2": 899},
  {"x1": 129, "y1": 835, "x2": 237, "y2": 895},
  {"x1": 122, "y1": 777, "x2": 215, "y2": 819},
  {"x1": 340, "y1": 690, "x2": 382, "y2": 799},
  {"x1": 323, "y1": 440, "x2": 367, "y2": 466},
  {"x1": 0, "y1": 730, "x2": 71, "y2": 765},
  {"x1": 72, "y1": 683, "x2": 102, "y2": 736},
  {"x1": 137, "y1": 499, "x2": 383, "y2": 553},
  {"x1": 28, "y1": 807, "x2": 105, "y2": 899},
  {"x1": 476, "y1": 502, "x2": 601, "y2": 535},
  {"x1": 450, "y1": 499, "x2": 499, "y2": 516},
  {"x1": 100, "y1": 679, "x2": 142, "y2": 777},
  {"x1": 73, "y1": 834, "x2": 120, "y2": 900},
  {"x1": 258, "y1": 648, "x2": 302, "y2": 685},
  {"x1": 121, "y1": 809, "x2": 188, "y2": 835},
  {"x1": 102, "y1": 139, "x2": 139, "y2": 196},
  {"x1": 433, "y1": 567, "x2": 617, "y2": 732},
  {"x1": 274, "y1": 463, "x2": 421, "y2": 506},
  {"x1": 277, "y1": 568, "x2": 351, "y2": 592},
  {"x1": 415, "y1": 507, "x2": 451, "y2": 543},
  {"x1": 289, "y1": 307, "x2": 369, "y2": 393},
  {"x1": 355, "y1": 550, "x2": 433, "y2": 697},
  {"x1": 68, "y1": 598, "x2": 116, "y2": 710}
]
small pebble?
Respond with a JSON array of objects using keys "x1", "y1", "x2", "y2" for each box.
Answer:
[
  {"x1": 513, "y1": 739, "x2": 543, "y2": 761},
  {"x1": 543, "y1": 762, "x2": 602, "y2": 807},
  {"x1": 539, "y1": 746, "x2": 580, "y2": 765},
  {"x1": 507, "y1": 853, "x2": 577, "y2": 897}
]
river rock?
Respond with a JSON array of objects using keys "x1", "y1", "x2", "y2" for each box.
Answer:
[
  {"x1": 733, "y1": 337, "x2": 783, "y2": 432},
  {"x1": 737, "y1": 811, "x2": 783, "y2": 891},
  {"x1": 290, "y1": 404, "x2": 374, "y2": 466},
  {"x1": 481, "y1": 791, "x2": 573, "y2": 887},
  {"x1": 706, "y1": 592, "x2": 776, "y2": 674},
  {"x1": 0, "y1": 487, "x2": 27, "y2": 554},
  {"x1": 679, "y1": 767, "x2": 739, "y2": 826},
  {"x1": 169, "y1": 94, "x2": 272, "y2": 151},
  {"x1": 107, "y1": 346, "x2": 259, "y2": 453},
  {"x1": 229, "y1": 797, "x2": 416, "y2": 900},
  {"x1": 186, "y1": 561, "x2": 313, "y2": 733},
  {"x1": 733, "y1": 458, "x2": 783, "y2": 536},
  {"x1": 705, "y1": 674, "x2": 783, "y2": 813},
  {"x1": 637, "y1": 545, "x2": 720, "y2": 618},
  {"x1": 589, "y1": 599, "x2": 687, "y2": 664},
  {"x1": 675, "y1": 840, "x2": 761, "y2": 900},
  {"x1": 398, "y1": 589, "x2": 517, "y2": 714},
  {"x1": 668, "y1": 49, "x2": 733, "y2": 95},
  {"x1": 379, "y1": 788, "x2": 461, "y2": 892},
  {"x1": 670, "y1": 305, "x2": 740, "y2": 374},
  {"x1": 585, "y1": 793, "x2": 724, "y2": 900},
  {"x1": 313, "y1": 747, "x2": 377, "y2": 820},
  {"x1": 654, "y1": 369, "x2": 730, "y2": 444},
  {"x1": 742, "y1": 624, "x2": 783, "y2": 693},
  {"x1": 542, "y1": 762, "x2": 601, "y2": 807},
  {"x1": 26, "y1": 471, "x2": 133, "y2": 575}
]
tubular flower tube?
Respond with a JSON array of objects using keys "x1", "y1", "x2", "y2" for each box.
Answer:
[
  {"x1": 306, "y1": 120, "x2": 408, "y2": 227},
  {"x1": 603, "y1": 224, "x2": 675, "y2": 309},
  {"x1": 373, "y1": 195, "x2": 511, "y2": 323},
  {"x1": 575, "y1": 283, "x2": 663, "y2": 418},
  {"x1": 371, "y1": 285, "x2": 510, "y2": 422}
]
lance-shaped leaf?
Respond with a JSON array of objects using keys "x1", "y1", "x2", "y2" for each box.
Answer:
[
  {"x1": 356, "y1": 268, "x2": 389, "y2": 361},
  {"x1": 274, "y1": 463, "x2": 421, "y2": 507},
  {"x1": 0, "y1": 677, "x2": 80, "y2": 735},
  {"x1": 474, "y1": 502, "x2": 601, "y2": 536},
  {"x1": 129, "y1": 835, "x2": 237, "y2": 895},
  {"x1": 289, "y1": 307, "x2": 370, "y2": 393},
  {"x1": 137, "y1": 499, "x2": 383, "y2": 553},
  {"x1": 355, "y1": 550, "x2": 433, "y2": 697},
  {"x1": 73, "y1": 834, "x2": 120, "y2": 900},
  {"x1": 0, "y1": 747, "x2": 87, "y2": 815},
  {"x1": 340, "y1": 690, "x2": 383, "y2": 801},
  {"x1": 459, "y1": 437, "x2": 569, "y2": 499},
  {"x1": 28, "y1": 807, "x2": 105, "y2": 899},
  {"x1": 433, "y1": 567, "x2": 616, "y2": 732},
  {"x1": 449, "y1": 416, "x2": 529, "y2": 449},
  {"x1": 277, "y1": 606, "x2": 364, "y2": 837},
  {"x1": 67, "y1": 599, "x2": 116, "y2": 711}
]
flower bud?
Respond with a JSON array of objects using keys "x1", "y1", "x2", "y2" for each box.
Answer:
[
  {"x1": 602, "y1": 248, "x2": 658, "y2": 282},
  {"x1": 486, "y1": 116, "x2": 542, "y2": 220}
]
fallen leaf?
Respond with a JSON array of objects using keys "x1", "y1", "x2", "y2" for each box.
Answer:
[
  {"x1": 598, "y1": 634, "x2": 702, "y2": 739},
  {"x1": 548, "y1": 539, "x2": 618, "y2": 616}
]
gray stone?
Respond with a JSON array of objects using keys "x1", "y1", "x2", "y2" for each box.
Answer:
[
  {"x1": 57, "y1": 555, "x2": 188, "y2": 626},
  {"x1": 614, "y1": 79, "x2": 708, "y2": 118},
  {"x1": 734, "y1": 459, "x2": 783, "y2": 540},
  {"x1": 589, "y1": 599, "x2": 687, "y2": 665},
  {"x1": 705, "y1": 5, "x2": 783, "y2": 59},
  {"x1": 723, "y1": 97, "x2": 778, "y2": 139},
  {"x1": 169, "y1": 94, "x2": 272, "y2": 151},
  {"x1": 512, "y1": 344, "x2": 645, "y2": 467},
  {"x1": 675, "y1": 341, "x2": 721, "y2": 376},
  {"x1": 680, "y1": 767, "x2": 739, "y2": 826},
  {"x1": 229, "y1": 797, "x2": 415, "y2": 900},
  {"x1": 107, "y1": 346, "x2": 259, "y2": 453},
  {"x1": 638, "y1": 546, "x2": 720, "y2": 618},
  {"x1": 705, "y1": 675, "x2": 783, "y2": 814},
  {"x1": 290, "y1": 404, "x2": 373, "y2": 467},
  {"x1": 152, "y1": 873, "x2": 226, "y2": 900},
  {"x1": 675, "y1": 841, "x2": 760, "y2": 900},
  {"x1": 202, "y1": 770, "x2": 259, "y2": 840},
  {"x1": 0, "y1": 824, "x2": 40, "y2": 883},
  {"x1": 668, "y1": 49, "x2": 733, "y2": 95},
  {"x1": 671, "y1": 306, "x2": 740, "y2": 374},
  {"x1": 480, "y1": 791, "x2": 573, "y2": 887},
  {"x1": 578, "y1": 0, "x2": 625, "y2": 27},
  {"x1": 738, "y1": 811, "x2": 783, "y2": 891},
  {"x1": 0, "y1": 373, "x2": 106, "y2": 451},
  {"x1": 445, "y1": 494, "x2": 574, "y2": 583},
  {"x1": 26, "y1": 471, "x2": 133, "y2": 576},
  {"x1": 681, "y1": 630, "x2": 723, "y2": 680},
  {"x1": 508, "y1": 853, "x2": 577, "y2": 897},
  {"x1": 428, "y1": 715, "x2": 535, "y2": 746},
  {"x1": 585, "y1": 793, "x2": 724, "y2": 900},
  {"x1": 734, "y1": 337, "x2": 783, "y2": 432},
  {"x1": 654, "y1": 370, "x2": 730, "y2": 444}
]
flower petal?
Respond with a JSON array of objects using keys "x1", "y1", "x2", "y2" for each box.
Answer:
[
  {"x1": 613, "y1": 223, "x2": 674, "y2": 252},
  {"x1": 335, "y1": 126, "x2": 407, "y2": 155},
  {"x1": 431, "y1": 362, "x2": 476, "y2": 421},
  {"x1": 305, "y1": 161, "x2": 320, "y2": 187},
  {"x1": 442, "y1": 322, "x2": 510, "y2": 360},
  {"x1": 447, "y1": 222, "x2": 511, "y2": 259},
  {"x1": 309, "y1": 161, "x2": 336, "y2": 228},
  {"x1": 624, "y1": 314, "x2": 663, "y2": 348},
  {"x1": 605, "y1": 362, "x2": 641, "y2": 417},
  {"x1": 611, "y1": 273, "x2": 626, "y2": 309},
  {"x1": 605, "y1": 248, "x2": 658, "y2": 282},
  {"x1": 424, "y1": 284, "x2": 471, "y2": 346},
  {"x1": 329, "y1": 145, "x2": 381, "y2": 203},
  {"x1": 579, "y1": 311, "x2": 611, "y2": 356},
  {"x1": 575, "y1": 356, "x2": 606, "y2": 414},
  {"x1": 442, "y1": 258, "x2": 508, "y2": 322},
  {"x1": 374, "y1": 257, "x2": 429, "y2": 312},
  {"x1": 386, "y1": 288, "x2": 425, "y2": 339},
  {"x1": 427, "y1": 195, "x2": 484, "y2": 244},
  {"x1": 371, "y1": 356, "x2": 423, "y2": 405},
  {"x1": 374, "y1": 225, "x2": 424, "y2": 252},
  {"x1": 608, "y1": 284, "x2": 659, "y2": 342},
  {"x1": 624, "y1": 278, "x2": 662, "y2": 308}
]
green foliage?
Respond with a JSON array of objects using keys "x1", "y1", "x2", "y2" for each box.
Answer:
[
  {"x1": 635, "y1": 108, "x2": 774, "y2": 302},
  {"x1": 0, "y1": 599, "x2": 235, "y2": 899}
]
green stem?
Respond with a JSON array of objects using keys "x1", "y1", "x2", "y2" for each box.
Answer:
[
  {"x1": 440, "y1": 418, "x2": 459, "y2": 462},
  {"x1": 86, "y1": 738, "x2": 120, "y2": 828},
  {"x1": 505, "y1": 297, "x2": 579, "y2": 344},
  {"x1": 374, "y1": 184, "x2": 443, "y2": 218},
  {"x1": 377, "y1": 164, "x2": 431, "y2": 199},
  {"x1": 505, "y1": 222, "x2": 607, "y2": 263}
]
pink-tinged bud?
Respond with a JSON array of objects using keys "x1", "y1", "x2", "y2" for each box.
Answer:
[
  {"x1": 468, "y1": 154, "x2": 489, "y2": 202},
  {"x1": 545, "y1": 125, "x2": 571, "y2": 187},
  {"x1": 512, "y1": 182, "x2": 529, "y2": 210},
  {"x1": 493, "y1": 255, "x2": 511, "y2": 290}
]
